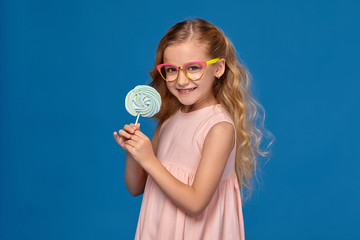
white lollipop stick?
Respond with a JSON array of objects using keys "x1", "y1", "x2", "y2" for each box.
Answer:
[
  {"x1": 125, "y1": 85, "x2": 161, "y2": 124},
  {"x1": 135, "y1": 114, "x2": 140, "y2": 125}
]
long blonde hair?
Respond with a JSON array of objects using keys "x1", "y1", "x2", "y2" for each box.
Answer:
[{"x1": 150, "y1": 18, "x2": 274, "y2": 195}]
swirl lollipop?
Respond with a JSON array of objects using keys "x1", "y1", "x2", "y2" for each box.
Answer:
[{"x1": 125, "y1": 85, "x2": 161, "y2": 124}]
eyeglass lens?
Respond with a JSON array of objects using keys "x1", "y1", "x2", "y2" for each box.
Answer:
[{"x1": 160, "y1": 63, "x2": 204, "y2": 81}]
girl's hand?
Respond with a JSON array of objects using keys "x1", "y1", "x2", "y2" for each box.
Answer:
[
  {"x1": 124, "y1": 129, "x2": 156, "y2": 166},
  {"x1": 113, "y1": 123, "x2": 140, "y2": 151}
]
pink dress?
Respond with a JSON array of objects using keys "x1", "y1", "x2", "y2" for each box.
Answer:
[{"x1": 135, "y1": 104, "x2": 245, "y2": 240}]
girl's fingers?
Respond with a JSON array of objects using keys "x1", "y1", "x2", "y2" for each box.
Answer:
[
  {"x1": 113, "y1": 132, "x2": 122, "y2": 142},
  {"x1": 124, "y1": 139, "x2": 137, "y2": 148},
  {"x1": 113, "y1": 131, "x2": 124, "y2": 143},
  {"x1": 114, "y1": 124, "x2": 143, "y2": 151},
  {"x1": 128, "y1": 133, "x2": 141, "y2": 141},
  {"x1": 113, "y1": 132, "x2": 119, "y2": 140},
  {"x1": 134, "y1": 130, "x2": 147, "y2": 138},
  {"x1": 124, "y1": 143, "x2": 135, "y2": 155},
  {"x1": 123, "y1": 124, "x2": 137, "y2": 134},
  {"x1": 119, "y1": 123, "x2": 141, "y2": 137},
  {"x1": 118, "y1": 129, "x2": 132, "y2": 139},
  {"x1": 134, "y1": 123, "x2": 140, "y2": 131}
]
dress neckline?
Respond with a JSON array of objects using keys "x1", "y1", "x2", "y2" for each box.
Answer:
[{"x1": 178, "y1": 104, "x2": 221, "y2": 116}]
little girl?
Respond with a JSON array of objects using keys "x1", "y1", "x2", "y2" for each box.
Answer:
[{"x1": 114, "y1": 18, "x2": 272, "y2": 240}]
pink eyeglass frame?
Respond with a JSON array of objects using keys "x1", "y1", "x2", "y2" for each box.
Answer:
[{"x1": 156, "y1": 58, "x2": 220, "y2": 82}]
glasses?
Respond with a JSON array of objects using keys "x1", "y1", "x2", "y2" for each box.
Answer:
[{"x1": 156, "y1": 58, "x2": 220, "y2": 82}]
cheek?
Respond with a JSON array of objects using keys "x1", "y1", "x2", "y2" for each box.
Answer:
[
  {"x1": 204, "y1": 67, "x2": 216, "y2": 80},
  {"x1": 165, "y1": 81, "x2": 171, "y2": 90},
  {"x1": 166, "y1": 82, "x2": 176, "y2": 93},
  {"x1": 201, "y1": 71, "x2": 216, "y2": 87}
]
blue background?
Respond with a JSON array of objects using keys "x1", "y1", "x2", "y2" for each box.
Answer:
[{"x1": 1, "y1": 0, "x2": 359, "y2": 239}]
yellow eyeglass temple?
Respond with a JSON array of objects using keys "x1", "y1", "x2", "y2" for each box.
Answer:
[{"x1": 206, "y1": 58, "x2": 220, "y2": 66}]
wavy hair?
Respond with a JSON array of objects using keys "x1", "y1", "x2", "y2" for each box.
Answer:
[{"x1": 149, "y1": 18, "x2": 274, "y2": 196}]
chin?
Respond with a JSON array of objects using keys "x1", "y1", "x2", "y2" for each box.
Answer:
[{"x1": 177, "y1": 98, "x2": 195, "y2": 106}]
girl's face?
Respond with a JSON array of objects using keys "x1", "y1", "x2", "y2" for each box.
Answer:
[{"x1": 163, "y1": 41, "x2": 224, "y2": 113}]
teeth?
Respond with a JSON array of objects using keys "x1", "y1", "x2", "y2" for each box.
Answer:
[{"x1": 178, "y1": 88, "x2": 195, "y2": 92}]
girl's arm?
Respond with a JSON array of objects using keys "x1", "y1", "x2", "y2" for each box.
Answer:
[
  {"x1": 113, "y1": 123, "x2": 160, "y2": 196},
  {"x1": 123, "y1": 152, "x2": 147, "y2": 196},
  {"x1": 124, "y1": 122, "x2": 234, "y2": 216}
]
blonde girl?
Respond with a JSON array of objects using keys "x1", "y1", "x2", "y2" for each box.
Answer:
[{"x1": 114, "y1": 18, "x2": 273, "y2": 240}]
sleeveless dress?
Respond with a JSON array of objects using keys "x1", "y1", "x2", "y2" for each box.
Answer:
[{"x1": 135, "y1": 104, "x2": 245, "y2": 240}]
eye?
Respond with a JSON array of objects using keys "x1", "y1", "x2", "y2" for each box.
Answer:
[
  {"x1": 165, "y1": 66, "x2": 177, "y2": 73},
  {"x1": 186, "y1": 63, "x2": 202, "y2": 72}
]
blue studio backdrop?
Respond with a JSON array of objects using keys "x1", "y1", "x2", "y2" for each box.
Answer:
[{"x1": 1, "y1": 0, "x2": 359, "y2": 239}]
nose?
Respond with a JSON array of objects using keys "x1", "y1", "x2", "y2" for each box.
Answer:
[{"x1": 176, "y1": 69, "x2": 191, "y2": 86}]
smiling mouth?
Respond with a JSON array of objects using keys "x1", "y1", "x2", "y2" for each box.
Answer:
[{"x1": 177, "y1": 87, "x2": 197, "y2": 94}]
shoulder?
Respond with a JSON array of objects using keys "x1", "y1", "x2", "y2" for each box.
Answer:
[
  {"x1": 200, "y1": 105, "x2": 234, "y2": 134},
  {"x1": 208, "y1": 121, "x2": 234, "y2": 135},
  {"x1": 205, "y1": 121, "x2": 235, "y2": 149},
  {"x1": 196, "y1": 105, "x2": 236, "y2": 148}
]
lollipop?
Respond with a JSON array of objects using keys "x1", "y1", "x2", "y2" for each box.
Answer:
[{"x1": 125, "y1": 85, "x2": 161, "y2": 124}]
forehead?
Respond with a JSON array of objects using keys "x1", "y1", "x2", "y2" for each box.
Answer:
[{"x1": 163, "y1": 41, "x2": 210, "y2": 64}]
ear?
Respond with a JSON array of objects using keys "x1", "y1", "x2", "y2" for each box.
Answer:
[{"x1": 214, "y1": 58, "x2": 225, "y2": 78}]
